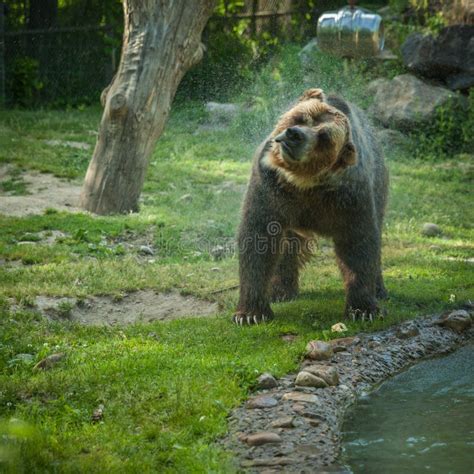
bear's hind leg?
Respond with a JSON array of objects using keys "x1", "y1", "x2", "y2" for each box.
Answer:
[{"x1": 335, "y1": 234, "x2": 380, "y2": 321}]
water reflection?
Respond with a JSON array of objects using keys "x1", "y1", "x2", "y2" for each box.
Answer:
[{"x1": 342, "y1": 344, "x2": 474, "y2": 473}]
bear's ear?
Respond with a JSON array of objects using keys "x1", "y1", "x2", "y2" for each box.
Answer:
[
  {"x1": 298, "y1": 88, "x2": 325, "y2": 103},
  {"x1": 333, "y1": 141, "x2": 357, "y2": 170}
]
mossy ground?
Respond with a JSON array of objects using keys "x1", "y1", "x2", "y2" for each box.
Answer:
[{"x1": 0, "y1": 80, "x2": 473, "y2": 472}]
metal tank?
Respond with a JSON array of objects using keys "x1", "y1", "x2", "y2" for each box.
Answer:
[{"x1": 317, "y1": 5, "x2": 384, "y2": 58}]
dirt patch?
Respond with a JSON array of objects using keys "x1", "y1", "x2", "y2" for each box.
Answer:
[
  {"x1": 0, "y1": 165, "x2": 82, "y2": 216},
  {"x1": 10, "y1": 290, "x2": 219, "y2": 325}
]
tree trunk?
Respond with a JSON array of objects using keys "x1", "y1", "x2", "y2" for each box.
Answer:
[{"x1": 80, "y1": 0, "x2": 216, "y2": 214}]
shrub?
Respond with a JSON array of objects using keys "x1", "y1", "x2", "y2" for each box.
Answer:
[
  {"x1": 413, "y1": 90, "x2": 474, "y2": 158},
  {"x1": 8, "y1": 56, "x2": 44, "y2": 108}
]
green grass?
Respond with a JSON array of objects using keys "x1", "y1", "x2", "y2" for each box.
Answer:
[{"x1": 1, "y1": 65, "x2": 473, "y2": 471}]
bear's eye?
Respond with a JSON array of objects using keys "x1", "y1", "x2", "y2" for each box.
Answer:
[{"x1": 292, "y1": 114, "x2": 307, "y2": 125}]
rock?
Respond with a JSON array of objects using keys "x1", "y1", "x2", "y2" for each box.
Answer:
[
  {"x1": 397, "y1": 323, "x2": 420, "y2": 339},
  {"x1": 270, "y1": 416, "x2": 295, "y2": 428},
  {"x1": 331, "y1": 322, "x2": 347, "y2": 333},
  {"x1": 368, "y1": 74, "x2": 460, "y2": 130},
  {"x1": 257, "y1": 372, "x2": 278, "y2": 390},
  {"x1": 9, "y1": 353, "x2": 35, "y2": 366},
  {"x1": 306, "y1": 340, "x2": 334, "y2": 360},
  {"x1": 245, "y1": 432, "x2": 282, "y2": 446},
  {"x1": 303, "y1": 365, "x2": 339, "y2": 386},
  {"x1": 282, "y1": 392, "x2": 319, "y2": 403},
  {"x1": 401, "y1": 26, "x2": 474, "y2": 91},
  {"x1": 91, "y1": 404, "x2": 104, "y2": 422},
  {"x1": 296, "y1": 444, "x2": 322, "y2": 456},
  {"x1": 436, "y1": 309, "x2": 472, "y2": 332},
  {"x1": 138, "y1": 245, "x2": 154, "y2": 256},
  {"x1": 33, "y1": 353, "x2": 65, "y2": 370},
  {"x1": 421, "y1": 223, "x2": 442, "y2": 237},
  {"x1": 329, "y1": 336, "x2": 360, "y2": 352},
  {"x1": 205, "y1": 102, "x2": 240, "y2": 124},
  {"x1": 446, "y1": 72, "x2": 474, "y2": 91},
  {"x1": 299, "y1": 38, "x2": 320, "y2": 69},
  {"x1": 177, "y1": 194, "x2": 192, "y2": 203},
  {"x1": 295, "y1": 371, "x2": 328, "y2": 388},
  {"x1": 281, "y1": 333, "x2": 298, "y2": 343},
  {"x1": 376, "y1": 128, "x2": 410, "y2": 149},
  {"x1": 241, "y1": 457, "x2": 294, "y2": 467},
  {"x1": 246, "y1": 395, "x2": 278, "y2": 409},
  {"x1": 210, "y1": 245, "x2": 226, "y2": 260},
  {"x1": 44, "y1": 139, "x2": 91, "y2": 150}
]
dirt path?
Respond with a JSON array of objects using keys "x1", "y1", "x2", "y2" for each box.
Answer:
[
  {"x1": 0, "y1": 165, "x2": 82, "y2": 216},
  {"x1": 10, "y1": 290, "x2": 219, "y2": 325}
]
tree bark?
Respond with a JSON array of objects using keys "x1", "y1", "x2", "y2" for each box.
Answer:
[{"x1": 80, "y1": 0, "x2": 216, "y2": 214}]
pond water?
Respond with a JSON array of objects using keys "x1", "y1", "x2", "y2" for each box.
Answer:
[{"x1": 342, "y1": 343, "x2": 474, "y2": 474}]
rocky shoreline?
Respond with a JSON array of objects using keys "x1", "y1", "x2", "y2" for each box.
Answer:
[{"x1": 221, "y1": 309, "x2": 473, "y2": 473}]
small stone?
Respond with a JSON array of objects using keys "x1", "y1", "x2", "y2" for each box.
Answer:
[
  {"x1": 270, "y1": 416, "x2": 295, "y2": 428},
  {"x1": 241, "y1": 457, "x2": 294, "y2": 468},
  {"x1": 305, "y1": 418, "x2": 321, "y2": 427},
  {"x1": 257, "y1": 372, "x2": 278, "y2": 390},
  {"x1": 331, "y1": 322, "x2": 348, "y2": 333},
  {"x1": 397, "y1": 323, "x2": 420, "y2": 339},
  {"x1": 303, "y1": 366, "x2": 339, "y2": 386},
  {"x1": 91, "y1": 404, "x2": 104, "y2": 422},
  {"x1": 293, "y1": 404, "x2": 324, "y2": 419},
  {"x1": 210, "y1": 245, "x2": 226, "y2": 260},
  {"x1": 10, "y1": 353, "x2": 35, "y2": 365},
  {"x1": 437, "y1": 309, "x2": 472, "y2": 332},
  {"x1": 246, "y1": 395, "x2": 278, "y2": 409},
  {"x1": 421, "y1": 223, "x2": 442, "y2": 237},
  {"x1": 297, "y1": 444, "x2": 322, "y2": 456},
  {"x1": 281, "y1": 334, "x2": 298, "y2": 343},
  {"x1": 306, "y1": 340, "x2": 334, "y2": 360},
  {"x1": 245, "y1": 432, "x2": 282, "y2": 446},
  {"x1": 282, "y1": 392, "x2": 319, "y2": 403},
  {"x1": 329, "y1": 336, "x2": 360, "y2": 352},
  {"x1": 139, "y1": 245, "x2": 154, "y2": 256},
  {"x1": 33, "y1": 353, "x2": 65, "y2": 370},
  {"x1": 177, "y1": 194, "x2": 192, "y2": 203},
  {"x1": 295, "y1": 371, "x2": 328, "y2": 388}
]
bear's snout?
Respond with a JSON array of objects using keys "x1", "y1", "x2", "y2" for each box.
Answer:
[
  {"x1": 275, "y1": 126, "x2": 305, "y2": 144},
  {"x1": 275, "y1": 127, "x2": 307, "y2": 162}
]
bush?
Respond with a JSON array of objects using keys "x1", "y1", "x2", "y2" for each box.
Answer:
[
  {"x1": 177, "y1": 25, "x2": 255, "y2": 102},
  {"x1": 8, "y1": 57, "x2": 44, "y2": 108},
  {"x1": 413, "y1": 90, "x2": 474, "y2": 158}
]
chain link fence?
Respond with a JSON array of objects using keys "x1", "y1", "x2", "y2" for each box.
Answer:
[{"x1": 0, "y1": 1, "x2": 330, "y2": 107}]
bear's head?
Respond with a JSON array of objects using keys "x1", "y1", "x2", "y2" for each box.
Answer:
[{"x1": 266, "y1": 88, "x2": 357, "y2": 189}]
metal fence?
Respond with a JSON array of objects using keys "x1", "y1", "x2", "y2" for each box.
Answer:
[
  {"x1": 1, "y1": 23, "x2": 119, "y2": 106},
  {"x1": 0, "y1": 1, "x2": 328, "y2": 107}
]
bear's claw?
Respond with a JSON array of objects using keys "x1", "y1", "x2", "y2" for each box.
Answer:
[
  {"x1": 232, "y1": 311, "x2": 273, "y2": 325},
  {"x1": 349, "y1": 308, "x2": 385, "y2": 323}
]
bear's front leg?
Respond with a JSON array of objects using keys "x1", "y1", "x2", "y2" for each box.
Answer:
[
  {"x1": 234, "y1": 218, "x2": 284, "y2": 325},
  {"x1": 335, "y1": 233, "x2": 381, "y2": 322}
]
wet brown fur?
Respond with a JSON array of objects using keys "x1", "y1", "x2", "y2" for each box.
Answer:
[{"x1": 234, "y1": 89, "x2": 389, "y2": 324}]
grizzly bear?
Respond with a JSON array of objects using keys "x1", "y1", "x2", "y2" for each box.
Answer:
[{"x1": 233, "y1": 88, "x2": 388, "y2": 325}]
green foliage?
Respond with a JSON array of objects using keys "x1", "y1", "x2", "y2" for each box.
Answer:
[
  {"x1": 413, "y1": 90, "x2": 474, "y2": 158},
  {"x1": 178, "y1": 28, "x2": 255, "y2": 102},
  {"x1": 8, "y1": 57, "x2": 44, "y2": 108}
]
